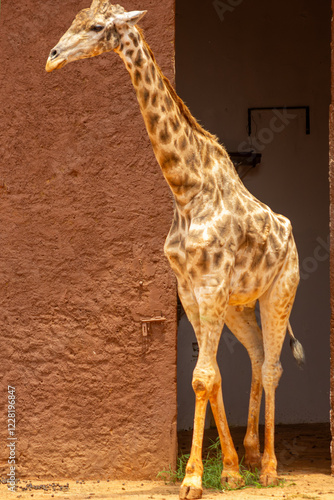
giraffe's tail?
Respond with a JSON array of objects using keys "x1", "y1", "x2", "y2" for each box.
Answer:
[{"x1": 287, "y1": 321, "x2": 305, "y2": 369}]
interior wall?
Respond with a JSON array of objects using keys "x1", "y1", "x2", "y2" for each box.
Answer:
[
  {"x1": 0, "y1": 0, "x2": 177, "y2": 479},
  {"x1": 330, "y1": 0, "x2": 334, "y2": 476},
  {"x1": 176, "y1": 0, "x2": 331, "y2": 429}
]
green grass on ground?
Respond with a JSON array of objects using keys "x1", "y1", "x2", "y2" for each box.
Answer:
[{"x1": 158, "y1": 438, "x2": 285, "y2": 492}]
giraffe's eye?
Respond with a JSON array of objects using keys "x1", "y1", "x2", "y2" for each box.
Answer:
[{"x1": 90, "y1": 25, "x2": 104, "y2": 32}]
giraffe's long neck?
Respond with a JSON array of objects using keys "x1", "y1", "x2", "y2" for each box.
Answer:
[{"x1": 116, "y1": 27, "x2": 228, "y2": 208}]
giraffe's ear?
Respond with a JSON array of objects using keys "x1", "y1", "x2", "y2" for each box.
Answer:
[{"x1": 114, "y1": 10, "x2": 147, "y2": 27}]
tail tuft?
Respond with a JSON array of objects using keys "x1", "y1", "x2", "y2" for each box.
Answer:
[
  {"x1": 287, "y1": 322, "x2": 305, "y2": 369},
  {"x1": 289, "y1": 337, "x2": 306, "y2": 369}
]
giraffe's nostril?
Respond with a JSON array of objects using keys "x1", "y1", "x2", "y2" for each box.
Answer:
[{"x1": 50, "y1": 49, "x2": 59, "y2": 60}]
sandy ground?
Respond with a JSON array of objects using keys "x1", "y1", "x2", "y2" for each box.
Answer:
[
  {"x1": 1, "y1": 474, "x2": 334, "y2": 500},
  {"x1": 1, "y1": 424, "x2": 333, "y2": 500}
]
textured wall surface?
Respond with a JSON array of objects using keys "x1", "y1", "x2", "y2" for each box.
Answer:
[{"x1": 0, "y1": 0, "x2": 177, "y2": 480}]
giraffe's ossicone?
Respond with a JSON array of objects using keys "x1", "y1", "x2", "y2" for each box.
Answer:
[{"x1": 46, "y1": 2, "x2": 305, "y2": 498}]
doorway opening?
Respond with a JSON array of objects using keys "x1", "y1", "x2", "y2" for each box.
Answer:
[{"x1": 175, "y1": 0, "x2": 331, "y2": 473}]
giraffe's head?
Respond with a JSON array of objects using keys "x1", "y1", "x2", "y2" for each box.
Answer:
[{"x1": 45, "y1": 0, "x2": 146, "y2": 72}]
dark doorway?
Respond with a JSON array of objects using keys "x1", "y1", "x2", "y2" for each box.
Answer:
[{"x1": 175, "y1": 0, "x2": 331, "y2": 436}]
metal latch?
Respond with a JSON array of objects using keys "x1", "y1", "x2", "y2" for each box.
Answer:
[{"x1": 141, "y1": 313, "x2": 166, "y2": 336}]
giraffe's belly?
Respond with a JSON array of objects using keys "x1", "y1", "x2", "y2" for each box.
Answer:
[{"x1": 227, "y1": 287, "x2": 266, "y2": 306}]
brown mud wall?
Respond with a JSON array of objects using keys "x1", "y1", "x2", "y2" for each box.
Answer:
[{"x1": 0, "y1": 0, "x2": 177, "y2": 480}]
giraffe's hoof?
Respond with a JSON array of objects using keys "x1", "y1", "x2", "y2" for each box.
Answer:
[
  {"x1": 259, "y1": 471, "x2": 279, "y2": 486},
  {"x1": 179, "y1": 475, "x2": 202, "y2": 499},
  {"x1": 179, "y1": 485, "x2": 203, "y2": 499},
  {"x1": 221, "y1": 471, "x2": 244, "y2": 489}
]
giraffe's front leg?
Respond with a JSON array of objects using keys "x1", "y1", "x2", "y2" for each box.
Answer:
[
  {"x1": 179, "y1": 386, "x2": 207, "y2": 499},
  {"x1": 177, "y1": 282, "x2": 204, "y2": 499},
  {"x1": 180, "y1": 357, "x2": 221, "y2": 499},
  {"x1": 179, "y1": 282, "x2": 240, "y2": 498}
]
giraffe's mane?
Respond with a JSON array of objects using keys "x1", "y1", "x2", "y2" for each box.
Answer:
[{"x1": 137, "y1": 27, "x2": 220, "y2": 144}]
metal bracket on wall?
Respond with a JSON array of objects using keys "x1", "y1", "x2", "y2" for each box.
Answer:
[
  {"x1": 229, "y1": 151, "x2": 262, "y2": 169},
  {"x1": 228, "y1": 152, "x2": 262, "y2": 180},
  {"x1": 141, "y1": 314, "x2": 166, "y2": 336},
  {"x1": 247, "y1": 106, "x2": 310, "y2": 136}
]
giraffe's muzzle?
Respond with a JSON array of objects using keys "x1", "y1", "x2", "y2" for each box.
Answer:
[{"x1": 45, "y1": 48, "x2": 67, "y2": 72}]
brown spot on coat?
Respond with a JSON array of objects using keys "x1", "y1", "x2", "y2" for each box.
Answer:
[
  {"x1": 255, "y1": 277, "x2": 262, "y2": 289},
  {"x1": 203, "y1": 144, "x2": 212, "y2": 168},
  {"x1": 151, "y1": 92, "x2": 158, "y2": 107},
  {"x1": 168, "y1": 236, "x2": 181, "y2": 247},
  {"x1": 179, "y1": 135, "x2": 188, "y2": 151},
  {"x1": 169, "y1": 175, "x2": 200, "y2": 195},
  {"x1": 217, "y1": 221, "x2": 230, "y2": 239},
  {"x1": 180, "y1": 216, "x2": 186, "y2": 231},
  {"x1": 150, "y1": 63, "x2": 156, "y2": 81},
  {"x1": 198, "y1": 248, "x2": 209, "y2": 273},
  {"x1": 235, "y1": 254, "x2": 247, "y2": 268},
  {"x1": 159, "y1": 121, "x2": 172, "y2": 144},
  {"x1": 165, "y1": 94, "x2": 173, "y2": 111},
  {"x1": 141, "y1": 88, "x2": 150, "y2": 108},
  {"x1": 134, "y1": 69, "x2": 142, "y2": 86},
  {"x1": 268, "y1": 233, "x2": 281, "y2": 256},
  {"x1": 235, "y1": 198, "x2": 246, "y2": 215},
  {"x1": 129, "y1": 32, "x2": 139, "y2": 47},
  {"x1": 272, "y1": 218, "x2": 279, "y2": 233},
  {"x1": 213, "y1": 190, "x2": 221, "y2": 208},
  {"x1": 159, "y1": 151, "x2": 181, "y2": 170},
  {"x1": 214, "y1": 251, "x2": 223, "y2": 267},
  {"x1": 266, "y1": 252, "x2": 276, "y2": 267},
  {"x1": 189, "y1": 267, "x2": 197, "y2": 280},
  {"x1": 134, "y1": 49, "x2": 144, "y2": 68},
  {"x1": 144, "y1": 67, "x2": 151, "y2": 85},
  {"x1": 107, "y1": 28, "x2": 118, "y2": 42},
  {"x1": 278, "y1": 224, "x2": 285, "y2": 238},
  {"x1": 250, "y1": 249, "x2": 264, "y2": 270},
  {"x1": 185, "y1": 152, "x2": 198, "y2": 172},
  {"x1": 170, "y1": 116, "x2": 181, "y2": 133},
  {"x1": 147, "y1": 112, "x2": 160, "y2": 134},
  {"x1": 240, "y1": 273, "x2": 249, "y2": 289},
  {"x1": 214, "y1": 145, "x2": 225, "y2": 158}
]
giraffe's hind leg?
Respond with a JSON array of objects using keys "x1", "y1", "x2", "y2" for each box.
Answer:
[
  {"x1": 225, "y1": 303, "x2": 264, "y2": 471},
  {"x1": 258, "y1": 240, "x2": 299, "y2": 486}
]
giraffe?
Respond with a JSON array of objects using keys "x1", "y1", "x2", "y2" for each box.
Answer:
[{"x1": 46, "y1": 2, "x2": 305, "y2": 498}]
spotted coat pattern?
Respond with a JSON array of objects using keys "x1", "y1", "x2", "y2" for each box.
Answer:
[{"x1": 46, "y1": 3, "x2": 301, "y2": 498}]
